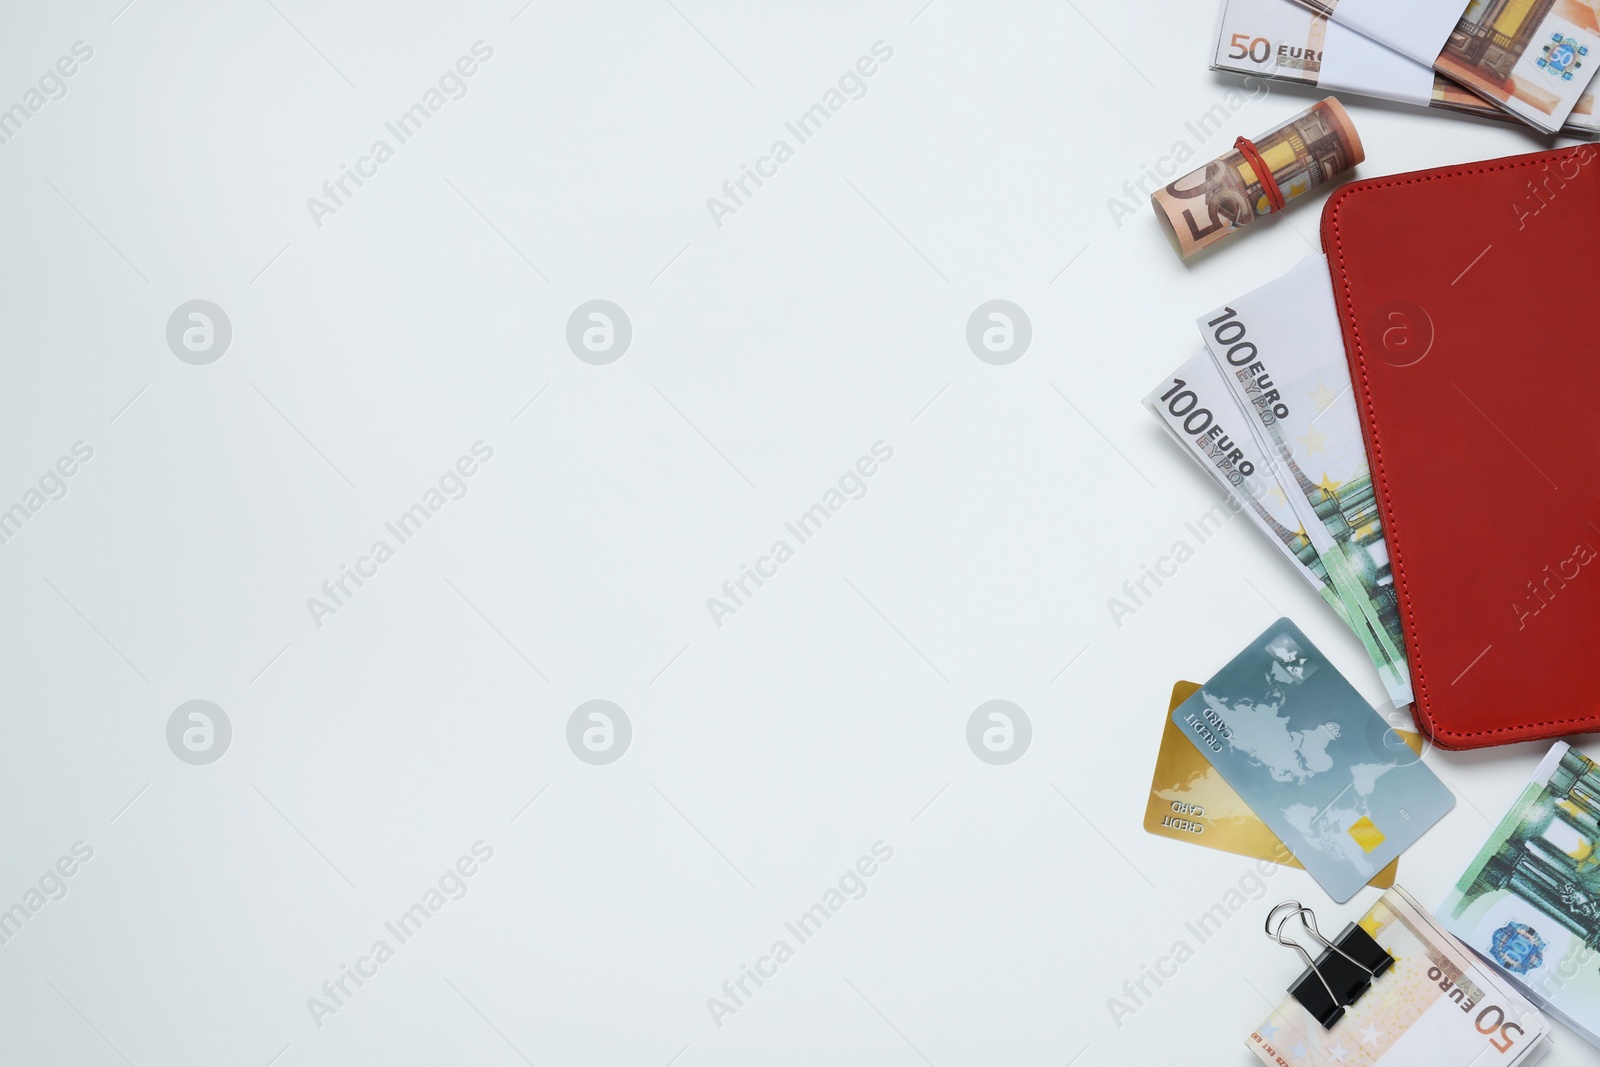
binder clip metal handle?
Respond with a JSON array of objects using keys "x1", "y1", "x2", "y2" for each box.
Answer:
[{"x1": 1265, "y1": 900, "x2": 1395, "y2": 1029}]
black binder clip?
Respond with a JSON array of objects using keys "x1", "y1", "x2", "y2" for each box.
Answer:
[{"x1": 1265, "y1": 900, "x2": 1394, "y2": 1029}]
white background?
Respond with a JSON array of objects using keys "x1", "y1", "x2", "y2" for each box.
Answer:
[{"x1": 0, "y1": 1, "x2": 1593, "y2": 1064}]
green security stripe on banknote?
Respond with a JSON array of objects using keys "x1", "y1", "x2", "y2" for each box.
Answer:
[
  {"x1": 1198, "y1": 257, "x2": 1412, "y2": 707},
  {"x1": 1230, "y1": 355, "x2": 1410, "y2": 705},
  {"x1": 1253, "y1": 410, "x2": 1408, "y2": 702},
  {"x1": 1440, "y1": 742, "x2": 1600, "y2": 1044}
]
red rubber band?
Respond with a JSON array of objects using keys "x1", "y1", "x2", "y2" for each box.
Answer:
[{"x1": 1235, "y1": 135, "x2": 1285, "y2": 213}]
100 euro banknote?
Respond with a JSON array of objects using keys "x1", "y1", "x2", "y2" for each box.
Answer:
[
  {"x1": 1152, "y1": 356, "x2": 1337, "y2": 591},
  {"x1": 1145, "y1": 352, "x2": 1356, "y2": 630},
  {"x1": 1198, "y1": 256, "x2": 1412, "y2": 708},
  {"x1": 1250, "y1": 886, "x2": 1551, "y2": 1066}
]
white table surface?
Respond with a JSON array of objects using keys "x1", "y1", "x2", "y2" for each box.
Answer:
[{"x1": 1, "y1": 1, "x2": 1592, "y2": 1064}]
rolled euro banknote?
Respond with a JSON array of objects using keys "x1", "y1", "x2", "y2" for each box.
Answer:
[{"x1": 1151, "y1": 96, "x2": 1363, "y2": 259}]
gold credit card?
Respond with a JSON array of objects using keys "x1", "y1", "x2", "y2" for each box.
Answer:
[{"x1": 1144, "y1": 680, "x2": 1409, "y2": 888}]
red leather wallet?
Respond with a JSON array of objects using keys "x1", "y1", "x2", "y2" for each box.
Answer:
[{"x1": 1320, "y1": 145, "x2": 1600, "y2": 750}]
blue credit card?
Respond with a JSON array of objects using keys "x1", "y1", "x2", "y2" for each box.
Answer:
[{"x1": 1172, "y1": 619, "x2": 1454, "y2": 903}]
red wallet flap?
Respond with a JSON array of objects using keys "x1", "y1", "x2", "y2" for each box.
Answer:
[{"x1": 1321, "y1": 146, "x2": 1600, "y2": 750}]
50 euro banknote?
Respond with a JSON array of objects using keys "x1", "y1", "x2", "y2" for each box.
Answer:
[
  {"x1": 1214, "y1": 0, "x2": 1598, "y2": 134},
  {"x1": 1249, "y1": 886, "x2": 1552, "y2": 1066},
  {"x1": 1292, "y1": 0, "x2": 1600, "y2": 134},
  {"x1": 1150, "y1": 97, "x2": 1362, "y2": 258}
]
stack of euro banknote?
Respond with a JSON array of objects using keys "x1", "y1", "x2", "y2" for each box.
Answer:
[
  {"x1": 1215, "y1": 0, "x2": 1599, "y2": 135},
  {"x1": 1246, "y1": 739, "x2": 1600, "y2": 1061},
  {"x1": 1145, "y1": 256, "x2": 1414, "y2": 709},
  {"x1": 1250, "y1": 887, "x2": 1555, "y2": 1066}
]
